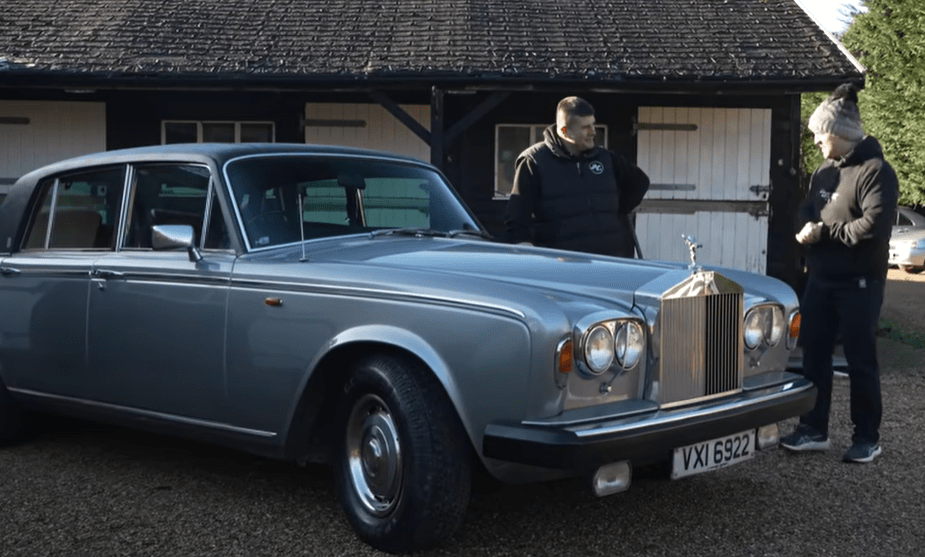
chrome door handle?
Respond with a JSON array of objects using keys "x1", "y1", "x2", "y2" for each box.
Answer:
[{"x1": 91, "y1": 269, "x2": 124, "y2": 279}]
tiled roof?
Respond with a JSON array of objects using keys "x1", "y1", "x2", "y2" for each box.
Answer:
[{"x1": 0, "y1": 0, "x2": 863, "y2": 86}]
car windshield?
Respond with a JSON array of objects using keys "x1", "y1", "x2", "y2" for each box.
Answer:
[{"x1": 225, "y1": 154, "x2": 482, "y2": 249}]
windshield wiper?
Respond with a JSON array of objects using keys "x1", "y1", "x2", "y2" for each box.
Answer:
[
  {"x1": 369, "y1": 227, "x2": 450, "y2": 238},
  {"x1": 447, "y1": 229, "x2": 494, "y2": 240}
]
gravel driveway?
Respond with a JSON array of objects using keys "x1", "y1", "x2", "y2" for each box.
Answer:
[{"x1": 2, "y1": 276, "x2": 923, "y2": 557}]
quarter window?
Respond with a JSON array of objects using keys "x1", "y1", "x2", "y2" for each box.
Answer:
[{"x1": 23, "y1": 167, "x2": 126, "y2": 250}]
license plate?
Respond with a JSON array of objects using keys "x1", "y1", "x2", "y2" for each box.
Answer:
[{"x1": 671, "y1": 429, "x2": 756, "y2": 479}]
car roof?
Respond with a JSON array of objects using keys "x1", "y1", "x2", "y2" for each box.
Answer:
[{"x1": 0, "y1": 143, "x2": 431, "y2": 254}]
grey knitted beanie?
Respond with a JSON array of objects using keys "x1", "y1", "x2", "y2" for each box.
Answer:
[{"x1": 808, "y1": 83, "x2": 864, "y2": 141}]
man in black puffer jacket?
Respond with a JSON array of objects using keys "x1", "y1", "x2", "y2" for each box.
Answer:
[
  {"x1": 781, "y1": 83, "x2": 898, "y2": 464},
  {"x1": 504, "y1": 96, "x2": 650, "y2": 257}
]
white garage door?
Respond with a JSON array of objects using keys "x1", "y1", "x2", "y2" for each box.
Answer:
[
  {"x1": 0, "y1": 101, "x2": 106, "y2": 199},
  {"x1": 635, "y1": 107, "x2": 771, "y2": 274},
  {"x1": 303, "y1": 103, "x2": 430, "y2": 162}
]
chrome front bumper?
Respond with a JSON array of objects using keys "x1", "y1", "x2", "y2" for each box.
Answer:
[{"x1": 482, "y1": 376, "x2": 816, "y2": 471}]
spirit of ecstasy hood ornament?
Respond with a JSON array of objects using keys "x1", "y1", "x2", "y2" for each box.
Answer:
[{"x1": 682, "y1": 234, "x2": 702, "y2": 270}]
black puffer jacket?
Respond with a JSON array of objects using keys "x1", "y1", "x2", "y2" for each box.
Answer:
[
  {"x1": 504, "y1": 126, "x2": 650, "y2": 257},
  {"x1": 797, "y1": 135, "x2": 899, "y2": 281}
]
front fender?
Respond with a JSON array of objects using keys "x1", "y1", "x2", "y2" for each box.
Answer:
[{"x1": 286, "y1": 316, "x2": 534, "y2": 462}]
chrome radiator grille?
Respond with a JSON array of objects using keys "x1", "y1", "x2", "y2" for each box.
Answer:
[{"x1": 657, "y1": 292, "x2": 743, "y2": 405}]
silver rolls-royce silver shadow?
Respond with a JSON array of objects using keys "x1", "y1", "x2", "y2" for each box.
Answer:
[{"x1": 0, "y1": 144, "x2": 814, "y2": 553}]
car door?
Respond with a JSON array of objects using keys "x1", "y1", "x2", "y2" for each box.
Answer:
[
  {"x1": 0, "y1": 166, "x2": 125, "y2": 397},
  {"x1": 86, "y1": 162, "x2": 234, "y2": 421}
]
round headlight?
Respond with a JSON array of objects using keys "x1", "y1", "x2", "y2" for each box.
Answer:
[
  {"x1": 767, "y1": 306, "x2": 785, "y2": 346},
  {"x1": 615, "y1": 321, "x2": 645, "y2": 369},
  {"x1": 584, "y1": 325, "x2": 614, "y2": 374},
  {"x1": 744, "y1": 309, "x2": 767, "y2": 349}
]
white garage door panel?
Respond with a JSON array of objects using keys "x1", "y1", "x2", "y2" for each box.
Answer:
[
  {"x1": 303, "y1": 103, "x2": 430, "y2": 162},
  {"x1": 636, "y1": 106, "x2": 770, "y2": 275},
  {"x1": 637, "y1": 107, "x2": 770, "y2": 201},
  {"x1": 636, "y1": 211, "x2": 768, "y2": 274},
  {"x1": 0, "y1": 101, "x2": 106, "y2": 183}
]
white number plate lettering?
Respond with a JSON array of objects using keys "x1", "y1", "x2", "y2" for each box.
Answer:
[{"x1": 671, "y1": 429, "x2": 756, "y2": 479}]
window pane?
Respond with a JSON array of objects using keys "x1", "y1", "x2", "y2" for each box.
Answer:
[
  {"x1": 496, "y1": 126, "x2": 532, "y2": 197},
  {"x1": 595, "y1": 126, "x2": 607, "y2": 148},
  {"x1": 202, "y1": 123, "x2": 235, "y2": 143},
  {"x1": 240, "y1": 123, "x2": 274, "y2": 143},
  {"x1": 23, "y1": 181, "x2": 55, "y2": 249},
  {"x1": 126, "y1": 165, "x2": 211, "y2": 248},
  {"x1": 204, "y1": 189, "x2": 231, "y2": 249},
  {"x1": 227, "y1": 156, "x2": 479, "y2": 248},
  {"x1": 362, "y1": 178, "x2": 430, "y2": 228},
  {"x1": 25, "y1": 167, "x2": 126, "y2": 250},
  {"x1": 164, "y1": 122, "x2": 198, "y2": 144}
]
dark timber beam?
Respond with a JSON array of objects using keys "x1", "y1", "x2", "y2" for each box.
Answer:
[
  {"x1": 430, "y1": 87, "x2": 445, "y2": 168},
  {"x1": 368, "y1": 91, "x2": 431, "y2": 145},
  {"x1": 444, "y1": 92, "x2": 510, "y2": 144}
]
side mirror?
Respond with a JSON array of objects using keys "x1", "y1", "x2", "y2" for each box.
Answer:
[{"x1": 151, "y1": 224, "x2": 202, "y2": 262}]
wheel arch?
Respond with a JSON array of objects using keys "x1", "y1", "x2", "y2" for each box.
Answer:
[{"x1": 281, "y1": 326, "x2": 475, "y2": 464}]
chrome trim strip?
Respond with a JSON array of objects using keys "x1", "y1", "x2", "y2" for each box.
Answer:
[
  {"x1": 89, "y1": 271, "x2": 229, "y2": 287},
  {"x1": 42, "y1": 178, "x2": 61, "y2": 248},
  {"x1": 570, "y1": 380, "x2": 814, "y2": 438},
  {"x1": 2, "y1": 267, "x2": 93, "y2": 278},
  {"x1": 115, "y1": 165, "x2": 132, "y2": 251},
  {"x1": 9, "y1": 388, "x2": 277, "y2": 438},
  {"x1": 228, "y1": 279, "x2": 527, "y2": 319}
]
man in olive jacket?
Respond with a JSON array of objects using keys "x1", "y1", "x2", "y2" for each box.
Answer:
[
  {"x1": 504, "y1": 96, "x2": 650, "y2": 257},
  {"x1": 781, "y1": 83, "x2": 898, "y2": 464}
]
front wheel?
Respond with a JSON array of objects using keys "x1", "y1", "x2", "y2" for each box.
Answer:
[
  {"x1": 333, "y1": 354, "x2": 472, "y2": 553},
  {"x1": 900, "y1": 264, "x2": 924, "y2": 274}
]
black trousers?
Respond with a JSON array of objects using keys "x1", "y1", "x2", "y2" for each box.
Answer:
[{"x1": 799, "y1": 275, "x2": 883, "y2": 445}]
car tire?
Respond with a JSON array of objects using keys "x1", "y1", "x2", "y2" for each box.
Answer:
[
  {"x1": 0, "y1": 380, "x2": 23, "y2": 445},
  {"x1": 333, "y1": 354, "x2": 472, "y2": 553},
  {"x1": 900, "y1": 265, "x2": 924, "y2": 274}
]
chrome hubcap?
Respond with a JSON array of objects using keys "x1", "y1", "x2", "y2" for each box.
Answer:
[{"x1": 346, "y1": 394, "x2": 402, "y2": 516}]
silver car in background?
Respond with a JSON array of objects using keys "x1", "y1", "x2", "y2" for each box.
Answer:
[
  {"x1": 889, "y1": 206, "x2": 925, "y2": 273},
  {"x1": 0, "y1": 144, "x2": 815, "y2": 553}
]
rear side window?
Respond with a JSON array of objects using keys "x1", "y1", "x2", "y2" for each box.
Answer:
[{"x1": 23, "y1": 167, "x2": 126, "y2": 250}]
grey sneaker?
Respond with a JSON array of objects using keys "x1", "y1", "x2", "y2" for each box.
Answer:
[
  {"x1": 843, "y1": 442, "x2": 882, "y2": 463},
  {"x1": 780, "y1": 426, "x2": 830, "y2": 451}
]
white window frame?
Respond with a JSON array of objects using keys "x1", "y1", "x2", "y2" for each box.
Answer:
[
  {"x1": 161, "y1": 120, "x2": 276, "y2": 144},
  {"x1": 493, "y1": 123, "x2": 608, "y2": 199}
]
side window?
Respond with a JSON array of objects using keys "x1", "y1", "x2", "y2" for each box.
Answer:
[
  {"x1": 23, "y1": 167, "x2": 125, "y2": 250},
  {"x1": 125, "y1": 164, "x2": 227, "y2": 249},
  {"x1": 897, "y1": 212, "x2": 913, "y2": 226}
]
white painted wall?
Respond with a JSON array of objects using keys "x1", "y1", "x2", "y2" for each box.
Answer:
[
  {"x1": 303, "y1": 103, "x2": 430, "y2": 162},
  {"x1": 0, "y1": 101, "x2": 107, "y2": 189},
  {"x1": 635, "y1": 107, "x2": 771, "y2": 274}
]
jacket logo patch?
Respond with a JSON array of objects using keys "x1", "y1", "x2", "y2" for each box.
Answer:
[{"x1": 588, "y1": 161, "x2": 604, "y2": 175}]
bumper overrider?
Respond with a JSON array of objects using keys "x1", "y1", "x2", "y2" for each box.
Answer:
[{"x1": 483, "y1": 377, "x2": 816, "y2": 471}]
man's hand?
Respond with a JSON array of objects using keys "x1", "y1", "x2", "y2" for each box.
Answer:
[{"x1": 796, "y1": 221, "x2": 823, "y2": 245}]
